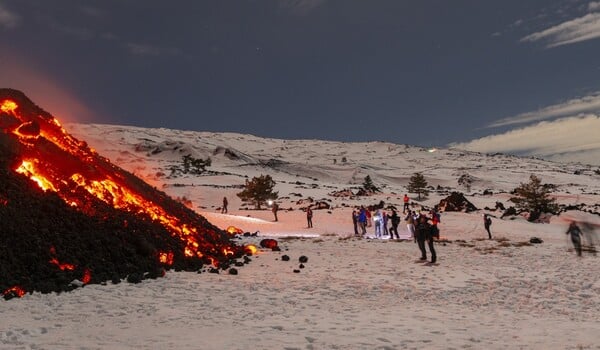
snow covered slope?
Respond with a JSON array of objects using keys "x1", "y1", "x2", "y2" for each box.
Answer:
[{"x1": 67, "y1": 123, "x2": 600, "y2": 237}]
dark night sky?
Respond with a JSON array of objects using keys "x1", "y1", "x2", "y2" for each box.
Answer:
[{"x1": 1, "y1": 0, "x2": 599, "y2": 150}]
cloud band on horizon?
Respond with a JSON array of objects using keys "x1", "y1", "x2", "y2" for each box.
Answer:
[
  {"x1": 451, "y1": 115, "x2": 600, "y2": 166},
  {"x1": 487, "y1": 91, "x2": 600, "y2": 128}
]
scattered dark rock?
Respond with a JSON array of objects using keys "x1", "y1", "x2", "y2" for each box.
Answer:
[
  {"x1": 228, "y1": 268, "x2": 238, "y2": 275},
  {"x1": 293, "y1": 269, "x2": 301, "y2": 273},
  {"x1": 281, "y1": 255, "x2": 290, "y2": 261},
  {"x1": 299, "y1": 255, "x2": 308, "y2": 263},
  {"x1": 529, "y1": 237, "x2": 543, "y2": 244},
  {"x1": 299, "y1": 264, "x2": 305, "y2": 269},
  {"x1": 260, "y1": 238, "x2": 279, "y2": 250},
  {"x1": 127, "y1": 273, "x2": 142, "y2": 284},
  {"x1": 501, "y1": 206, "x2": 518, "y2": 218}
]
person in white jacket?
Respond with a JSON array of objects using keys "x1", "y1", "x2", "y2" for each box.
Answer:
[
  {"x1": 373, "y1": 209, "x2": 383, "y2": 238},
  {"x1": 405, "y1": 211, "x2": 416, "y2": 242}
]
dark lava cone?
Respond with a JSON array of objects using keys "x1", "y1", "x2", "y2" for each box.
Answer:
[
  {"x1": 0, "y1": 88, "x2": 246, "y2": 299},
  {"x1": 438, "y1": 192, "x2": 478, "y2": 213}
]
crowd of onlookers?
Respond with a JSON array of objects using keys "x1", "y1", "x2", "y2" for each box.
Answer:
[{"x1": 351, "y1": 194, "x2": 440, "y2": 263}]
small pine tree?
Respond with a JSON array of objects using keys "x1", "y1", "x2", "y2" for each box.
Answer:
[
  {"x1": 407, "y1": 172, "x2": 429, "y2": 200},
  {"x1": 182, "y1": 155, "x2": 211, "y2": 174},
  {"x1": 362, "y1": 175, "x2": 380, "y2": 193},
  {"x1": 509, "y1": 174, "x2": 558, "y2": 221},
  {"x1": 237, "y1": 174, "x2": 279, "y2": 209},
  {"x1": 170, "y1": 155, "x2": 211, "y2": 177}
]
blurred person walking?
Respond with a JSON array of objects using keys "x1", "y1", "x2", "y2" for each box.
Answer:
[{"x1": 566, "y1": 221, "x2": 583, "y2": 256}]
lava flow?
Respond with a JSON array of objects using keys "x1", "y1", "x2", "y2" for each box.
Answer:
[{"x1": 0, "y1": 88, "x2": 249, "y2": 299}]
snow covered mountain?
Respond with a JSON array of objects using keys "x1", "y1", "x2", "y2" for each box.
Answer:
[{"x1": 66, "y1": 123, "x2": 600, "y2": 237}]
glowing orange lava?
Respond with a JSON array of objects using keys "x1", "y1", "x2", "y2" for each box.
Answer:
[
  {"x1": 15, "y1": 160, "x2": 57, "y2": 192},
  {"x1": 159, "y1": 252, "x2": 174, "y2": 266},
  {"x1": 226, "y1": 226, "x2": 243, "y2": 235},
  {"x1": 1, "y1": 94, "x2": 242, "y2": 288},
  {"x1": 2, "y1": 286, "x2": 26, "y2": 298},
  {"x1": 0, "y1": 99, "x2": 18, "y2": 114},
  {"x1": 49, "y1": 247, "x2": 76, "y2": 271},
  {"x1": 244, "y1": 244, "x2": 258, "y2": 255},
  {"x1": 82, "y1": 269, "x2": 92, "y2": 284}
]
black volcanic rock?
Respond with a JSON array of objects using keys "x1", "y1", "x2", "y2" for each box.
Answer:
[
  {"x1": 438, "y1": 192, "x2": 478, "y2": 213},
  {"x1": 0, "y1": 88, "x2": 245, "y2": 298}
]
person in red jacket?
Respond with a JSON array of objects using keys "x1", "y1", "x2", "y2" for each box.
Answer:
[{"x1": 403, "y1": 194, "x2": 410, "y2": 214}]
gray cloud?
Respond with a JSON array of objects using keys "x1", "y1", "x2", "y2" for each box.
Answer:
[
  {"x1": 0, "y1": 3, "x2": 19, "y2": 29},
  {"x1": 520, "y1": 12, "x2": 600, "y2": 47},
  {"x1": 451, "y1": 115, "x2": 600, "y2": 165},
  {"x1": 488, "y1": 92, "x2": 600, "y2": 128}
]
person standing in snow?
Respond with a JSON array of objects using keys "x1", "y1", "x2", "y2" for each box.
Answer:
[
  {"x1": 382, "y1": 210, "x2": 389, "y2": 237},
  {"x1": 566, "y1": 221, "x2": 583, "y2": 256},
  {"x1": 272, "y1": 202, "x2": 279, "y2": 222},
  {"x1": 405, "y1": 211, "x2": 416, "y2": 242},
  {"x1": 306, "y1": 207, "x2": 313, "y2": 228},
  {"x1": 483, "y1": 214, "x2": 492, "y2": 239},
  {"x1": 352, "y1": 209, "x2": 359, "y2": 236},
  {"x1": 416, "y1": 215, "x2": 436, "y2": 263},
  {"x1": 430, "y1": 208, "x2": 440, "y2": 239},
  {"x1": 373, "y1": 209, "x2": 383, "y2": 238},
  {"x1": 389, "y1": 209, "x2": 401, "y2": 239},
  {"x1": 403, "y1": 194, "x2": 410, "y2": 213},
  {"x1": 359, "y1": 207, "x2": 368, "y2": 236},
  {"x1": 221, "y1": 197, "x2": 228, "y2": 214}
]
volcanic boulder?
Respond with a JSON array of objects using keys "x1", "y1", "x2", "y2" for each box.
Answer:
[{"x1": 438, "y1": 192, "x2": 478, "y2": 213}]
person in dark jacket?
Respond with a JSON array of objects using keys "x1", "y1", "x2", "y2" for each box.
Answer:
[
  {"x1": 272, "y1": 202, "x2": 279, "y2": 222},
  {"x1": 306, "y1": 207, "x2": 313, "y2": 228},
  {"x1": 415, "y1": 216, "x2": 436, "y2": 263},
  {"x1": 389, "y1": 209, "x2": 401, "y2": 239},
  {"x1": 484, "y1": 214, "x2": 492, "y2": 239},
  {"x1": 221, "y1": 197, "x2": 228, "y2": 214},
  {"x1": 566, "y1": 221, "x2": 582, "y2": 256},
  {"x1": 352, "y1": 209, "x2": 359, "y2": 236}
]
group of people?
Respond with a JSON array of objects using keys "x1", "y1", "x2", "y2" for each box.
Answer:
[{"x1": 351, "y1": 198, "x2": 440, "y2": 264}]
